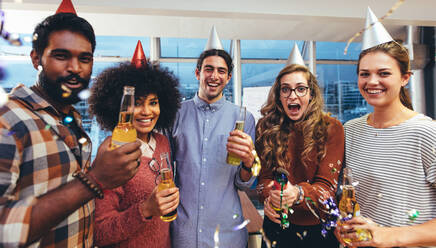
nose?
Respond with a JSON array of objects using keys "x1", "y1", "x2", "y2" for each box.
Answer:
[
  {"x1": 288, "y1": 89, "x2": 298, "y2": 99},
  {"x1": 211, "y1": 69, "x2": 219, "y2": 80},
  {"x1": 67, "y1": 57, "x2": 82, "y2": 74},
  {"x1": 368, "y1": 74, "x2": 379, "y2": 85},
  {"x1": 139, "y1": 104, "x2": 151, "y2": 115}
]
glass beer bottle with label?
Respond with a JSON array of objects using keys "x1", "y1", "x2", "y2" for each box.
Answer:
[
  {"x1": 111, "y1": 86, "x2": 137, "y2": 149},
  {"x1": 158, "y1": 153, "x2": 177, "y2": 222},
  {"x1": 226, "y1": 106, "x2": 246, "y2": 165},
  {"x1": 338, "y1": 167, "x2": 372, "y2": 243}
]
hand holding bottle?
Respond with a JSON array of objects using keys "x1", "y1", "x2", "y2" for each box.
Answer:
[
  {"x1": 139, "y1": 186, "x2": 179, "y2": 219},
  {"x1": 89, "y1": 136, "x2": 141, "y2": 189}
]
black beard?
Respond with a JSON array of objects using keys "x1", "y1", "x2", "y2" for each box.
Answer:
[{"x1": 38, "y1": 70, "x2": 90, "y2": 105}]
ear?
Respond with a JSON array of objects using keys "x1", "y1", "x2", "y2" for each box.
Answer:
[
  {"x1": 30, "y1": 50, "x2": 41, "y2": 70},
  {"x1": 195, "y1": 68, "x2": 200, "y2": 81},
  {"x1": 401, "y1": 72, "x2": 412, "y2": 87},
  {"x1": 224, "y1": 73, "x2": 232, "y2": 86}
]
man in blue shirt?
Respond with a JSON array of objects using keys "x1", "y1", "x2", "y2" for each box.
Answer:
[{"x1": 170, "y1": 48, "x2": 257, "y2": 247}]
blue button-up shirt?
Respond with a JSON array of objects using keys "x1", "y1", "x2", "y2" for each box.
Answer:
[{"x1": 170, "y1": 94, "x2": 256, "y2": 248}]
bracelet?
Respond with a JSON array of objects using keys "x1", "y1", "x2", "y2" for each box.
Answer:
[
  {"x1": 294, "y1": 185, "x2": 304, "y2": 205},
  {"x1": 88, "y1": 172, "x2": 105, "y2": 190},
  {"x1": 73, "y1": 171, "x2": 104, "y2": 199}
]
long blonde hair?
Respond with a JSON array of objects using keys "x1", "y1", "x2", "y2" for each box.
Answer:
[{"x1": 255, "y1": 64, "x2": 329, "y2": 169}]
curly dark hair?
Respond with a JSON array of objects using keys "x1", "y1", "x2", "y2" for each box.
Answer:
[{"x1": 88, "y1": 62, "x2": 181, "y2": 132}]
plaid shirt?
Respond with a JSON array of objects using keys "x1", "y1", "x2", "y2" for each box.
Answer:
[{"x1": 0, "y1": 84, "x2": 94, "y2": 247}]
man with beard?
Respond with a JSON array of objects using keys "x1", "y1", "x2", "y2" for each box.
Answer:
[
  {"x1": 170, "y1": 46, "x2": 257, "y2": 247},
  {"x1": 0, "y1": 10, "x2": 141, "y2": 248}
]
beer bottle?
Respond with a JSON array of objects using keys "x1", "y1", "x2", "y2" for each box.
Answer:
[
  {"x1": 338, "y1": 168, "x2": 372, "y2": 242},
  {"x1": 110, "y1": 86, "x2": 137, "y2": 149}
]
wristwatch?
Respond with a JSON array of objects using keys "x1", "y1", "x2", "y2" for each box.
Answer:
[
  {"x1": 294, "y1": 185, "x2": 304, "y2": 205},
  {"x1": 241, "y1": 163, "x2": 252, "y2": 173}
]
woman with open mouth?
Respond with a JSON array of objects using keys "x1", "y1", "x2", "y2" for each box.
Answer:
[{"x1": 256, "y1": 63, "x2": 344, "y2": 247}]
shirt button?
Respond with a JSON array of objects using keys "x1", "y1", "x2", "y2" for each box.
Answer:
[
  {"x1": 200, "y1": 205, "x2": 204, "y2": 209},
  {"x1": 206, "y1": 119, "x2": 209, "y2": 122},
  {"x1": 204, "y1": 137, "x2": 208, "y2": 141},
  {"x1": 203, "y1": 158, "x2": 206, "y2": 162},
  {"x1": 199, "y1": 229, "x2": 202, "y2": 233},
  {"x1": 201, "y1": 182, "x2": 205, "y2": 186}
]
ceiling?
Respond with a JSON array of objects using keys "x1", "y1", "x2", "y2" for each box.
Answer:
[{"x1": 2, "y1": 0, "x2": 436, "y2": 42}]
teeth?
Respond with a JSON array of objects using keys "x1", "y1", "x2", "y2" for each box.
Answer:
[
  {"x1": 208, "y1": 83, "x2": 219, "y2": 87},
  {"x1": 367, "y1": 89, "x2": 383, "y2": 94},
  {"x1": 138, "y1": 119, "x2": 151, "y2": 123}
]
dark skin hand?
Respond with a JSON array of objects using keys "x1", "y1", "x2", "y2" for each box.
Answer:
[{"x1": 26, "y1": 137, "x2": 141, "y2": 246}]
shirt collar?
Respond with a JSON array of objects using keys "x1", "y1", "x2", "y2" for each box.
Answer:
[
  {"x1": 10, "y1": 84, "x2": 79, "y2": 118},
  {"x1": 193, "y1": 93, "x2": 225, "y2": 111}
]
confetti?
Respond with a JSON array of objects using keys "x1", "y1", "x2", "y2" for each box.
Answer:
[
  {"x1": 44, "y1": 125, "x2": 51, "y2": 130},
  {"x1": 78, "y1": 137, "x2": 88, "y2": 144},
  {"x1": 7, "y1": 130, "x2": 15, "y2": 136},
  {"x1": 232, "y1": 219, "x2": 250, "y2": 231},
  {"x1": 63, "y1": 116, "x2": 74, "y2": 124},
  {"x1": 0, "y1": 86, "x2": 9, "y2": 108},
  {"x1": 232, "y1": 214, "x2": 239, "y2": 219},
  {"x1": 328, "y1": 163, "x2": 334, "y2": 168},
  {"x1": 61, "y1": 85, "x2": 72, "y2": 98},
  {"x1": 214, "y1": 224, "x2": 220, "y2": 248},
  {"x1": 272, "y1": 241, "x2": 277, "y2": 247},
  {"x1": 377, "y1": 193, "x2": 383, "y2": 198},
  {"x1": 78, "y1": 89, "x2": 91, "y2": 100},
  {"x1": 407, "y1": 209, "x2": 419, "y2": 221},
  {"x1": 32, "y1": 33, "x2": 38, "y2": 41},
  {"x1": 296, "y1": 232, "x2": 304, "y2": 240},
  {"x1": 331, "y1": 168, "x2": 337, "y2": 173}
]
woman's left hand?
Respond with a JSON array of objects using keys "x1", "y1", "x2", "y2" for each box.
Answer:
[
  {"x1": 337, "y1": 216, "x2": 395, "y2": 248},
  {"x1": 226, "y1": 130, "x2": 254, "y2": 168},
  {"x1": 269, "y1": 181, "x2": 299, "y2": 209}
]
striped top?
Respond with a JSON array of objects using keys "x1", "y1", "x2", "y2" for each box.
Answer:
[{"x1": 344, "y1": 113, "x2": 436, "y2": 228}]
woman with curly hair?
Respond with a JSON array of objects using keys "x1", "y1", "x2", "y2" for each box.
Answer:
[
  {"x1": 88, "y1": 60, "x2": 181, "y2": 248},
  {"x1": 256, "y1": 64, "x2": 344, "y2": 247}
]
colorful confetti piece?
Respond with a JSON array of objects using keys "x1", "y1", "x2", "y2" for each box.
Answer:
[
  {"x1": 78, "y1": 89, "x2": 90, "y2": 100},
  {"x1": 407, "y1": 209, "x2": 419, "y2": 221},
  {"x1": 232, "y1": 219, "x2": 250, "y2": 231},
  {"x1": 232, "y1": 214, "x2": 239, "y2": 219},
  {"x1": 63, "y1": 116, "x2": 73, "y2": 124},
  {"x1": 0, "y1": 86, "x2": 9, "y2": 108},
  {"x1": 78, "y1": 137, "x2": 88, "y2": 144},
  {"x1": 214, "y1": 224, "x2": 220, "y2": 248}
]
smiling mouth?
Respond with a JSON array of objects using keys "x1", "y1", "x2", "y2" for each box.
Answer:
[
  {"x1": 365, "y1": 88, "x2": 385, "y2": 94},
  {"x1": 63, "y1": 81, "x2": 82, "y2": 89},
  {"x1": 207, "y1": 82, "x2": 219, "y2": 87},
  {"x1": 137, "y1": 119, "x2": 152, "y2": 123}
]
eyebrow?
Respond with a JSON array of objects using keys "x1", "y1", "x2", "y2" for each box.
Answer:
[
  {"x1": 50, "y1": 48, "x2": 93, "y2": 57},
  {"x1": 203, "y1": 64, "x2": 228, "y2": 71},
  {"x1": 281, "y1": 82, "x2": 308, "y2": 86}
]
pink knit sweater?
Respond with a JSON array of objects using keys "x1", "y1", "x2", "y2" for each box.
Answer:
[{"x1": 94, "y1": 133, "x2": 171, "y2": 248}]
